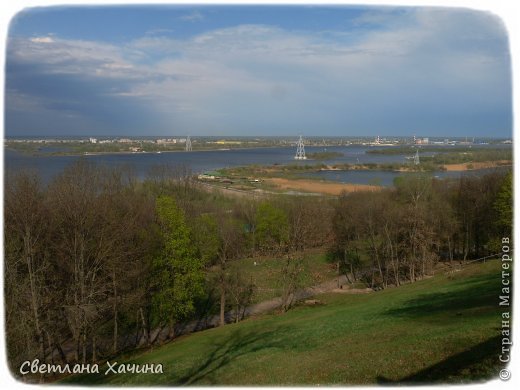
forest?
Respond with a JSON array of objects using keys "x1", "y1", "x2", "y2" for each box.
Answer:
[{"x1": 4, "y1": 161, "x2": 512, "y2": 378}]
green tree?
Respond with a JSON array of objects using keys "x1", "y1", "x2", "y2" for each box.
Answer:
[
  {"x1": 151, "y1": 196, "x2": 204, "y2": 339},
  {"x1": 495, "y1": 171, "x2": 513, "y2": 235},
  {"x1": 255, "y1": 202, "x2": 289, "y2": 253},
  {"x1": 192, "y1": 213, "x2": 220, "y2": 265}
]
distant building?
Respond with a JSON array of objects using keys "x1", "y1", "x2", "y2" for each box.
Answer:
[
  {"x1": 156, "y1": 138, "x2": 177, "y2": 144},
  {"x1": 119, "y1": 138, "x2": 132, "y2": 143},
  {"x1": 198, "y1": 173, "x2": 215, "y2": 180},
  {"x1": 89, "y1": 137, "x2": 97, "y2": 144}
]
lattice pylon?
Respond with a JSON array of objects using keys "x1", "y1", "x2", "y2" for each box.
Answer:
[{"x1": 294, "y1": 135, "x2": 306, "y2": 160}]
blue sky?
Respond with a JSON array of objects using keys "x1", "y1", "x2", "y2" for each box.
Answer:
[{"x1": 5, "y1": 5, "x2": 512, "y2": 137}]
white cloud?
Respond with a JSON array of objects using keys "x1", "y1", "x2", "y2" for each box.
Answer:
[
  {"x1": 351, "y1": 7, "x2": 413, "y2": 28},
  {"x1": 30, "y1": 36, "x2": 54, "y2": 43},
  {"x1": 179, "y1": 10, "x2": 204, "y2": 22},
  {"x1": 6, "y1": 7, "x2": 511, "y2": 135}
]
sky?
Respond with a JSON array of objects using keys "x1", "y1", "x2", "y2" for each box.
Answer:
[{"x1": 4, "y1": 5, "x2": 513, "y2": 137}]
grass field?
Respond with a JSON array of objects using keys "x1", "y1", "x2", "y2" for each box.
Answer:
[
  {"x1": 229, "y1": 250, "x2": 339, "y2": 303},
  {"x1": 62, "y1": 260, "x2": 505, "y2": 385}
]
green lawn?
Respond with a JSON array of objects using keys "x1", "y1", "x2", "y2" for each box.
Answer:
[{"x1": 62, "y1": 260, "x2": 505, "y2": 385}]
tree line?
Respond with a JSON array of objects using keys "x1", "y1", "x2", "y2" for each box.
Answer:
[
  {"x1": 4, "y1": 161, "x2": 511, "y2": 378},
  {"x1": 4, "y1": 161, "x2": 332, "y2": 377},
  {"x1": 330, "y1": 171, "x2": 512, "y2": 287}
]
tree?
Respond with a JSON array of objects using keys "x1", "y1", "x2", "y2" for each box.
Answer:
[
  {"x1": 47, "y1": 161, "x2": 111, "y2": 364},
  {"x1": 430, "y1": 180, "x2": 458, "y2": 262},
  {"x1": 101, "y1": 178, "x2": 155, "y2": 356},
  {"x1": 227, "y1": 268, "x2": 255, "y2": 323},
  {"x1": 451, "y1": 172, "x2": 505, "y2": 259},
  {"x1": 192, "y1": 214, "x2": 220, "y2": 266},
  {"x1": 286, "y1": 197, "x2": 333, "y2": 252},
  {"x1": 331, "y1": 192, "x2": 367, "y2": 285},
  {"x1": 380, "y1": 202, "x2": 404, "y2": 287},
  {"x1": 150, "y1": 196, "x2": 204, "y2": 339},
  {"x1": 279, "y1": 254, "x2": 306, "y2": 312},
  {"x1": 214, "y1": 213, "x2": 247, "y2": 326},
  {"x1": 236, "y1": 199, "x2": 258, "y2": 256},
  {"x1": 255, "y1": 202, "x2": 289, "y2": 254},
  {"x1": 495, "y1": 171, "x2": 512, "y2": 236},
  {"x1": 4, "y1": 172, "x2": 49, "y2": 368},
  {"x1": 395, "y1": 174, "x2": 437, "y2": 282}
]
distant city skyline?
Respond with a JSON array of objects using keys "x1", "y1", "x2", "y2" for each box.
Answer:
[
  {"x1": 5, "y1": 5, "x2": 512, "y2": 138},
  {"x1": 5, "y1": 134, "x2": 511, "y2": 142}
]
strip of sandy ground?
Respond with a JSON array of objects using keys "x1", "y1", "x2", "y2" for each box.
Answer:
[
  {"x1": 443, "y1": 160, "x2": 512, "y2": 171},
  {"x1": 266, "y1": 177, "x2": 380, "y2": 195}
]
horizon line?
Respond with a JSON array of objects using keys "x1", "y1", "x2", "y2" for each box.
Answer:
[{"x1": 3, "y1": 135, "x2": 512, "y2": 140}]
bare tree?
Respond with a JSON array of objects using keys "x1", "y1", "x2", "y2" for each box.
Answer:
[
  {"x1": 5, "y1": 172, "x2": 49, "y2": 366},
  {"x1": 216, "y1": 214, "x2": 247, "y2": 326},
  {"x1": 227, "y1": 269, "x2": 255, "y2": 323}
]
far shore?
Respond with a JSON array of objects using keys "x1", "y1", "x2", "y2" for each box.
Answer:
[{"x1": 5, "y1": 145, "x2": 279, "y2": 158}]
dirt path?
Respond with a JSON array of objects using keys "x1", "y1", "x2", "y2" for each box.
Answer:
[
  {"x1": 171, "y1": 274, "x2": 355, "y2": 339},
  {"x1": 243, "y1": 275, "x2": 351, "y2": 316}
]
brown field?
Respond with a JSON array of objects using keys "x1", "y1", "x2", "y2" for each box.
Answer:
[
  {"x1": 443, "y1": 160, "x2": 512, "y2": 171},
  {"x1": 265, "y1": 178, "x2": 381, "y2": 195}
]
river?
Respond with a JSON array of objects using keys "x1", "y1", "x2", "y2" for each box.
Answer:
[{"x1": 4, "y1": 144, "x2": 510, "y2": 186}]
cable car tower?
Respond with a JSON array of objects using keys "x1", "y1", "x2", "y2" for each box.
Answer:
[
  {"x1": 294, "y1": 135, "x2": 307, "y2": 160},
  {"x1": 185, "y1": 135, "x2": 192, "y2": 151}
]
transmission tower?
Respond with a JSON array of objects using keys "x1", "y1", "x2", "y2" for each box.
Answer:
[
  {"x1": 413, "y1": 149, "x2": 420, "y2": 165},
  {"x1": 185, "y1": 135, "x2": 192, "y2": 152},
  {"x1": 294, "y1": 135, "x2": 307, "y2": 160}
]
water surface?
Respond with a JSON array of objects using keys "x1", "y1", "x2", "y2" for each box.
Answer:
[{"x1": 4, "y1": 144, "x2": 510, "y2": 186}]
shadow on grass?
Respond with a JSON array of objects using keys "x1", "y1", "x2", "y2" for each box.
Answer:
[
  {"x1": 175, "y1": 326, "x2": 290, "y2": 385},
  {"x1": 384, "y1": 273, "x2": 501, "y2": 319},
  {"x1": 62, "y1": 324, "x2": 302, "y2": 385},
  {"x1": 377, "y1": 335, "x2": 505, "y2": 384}
]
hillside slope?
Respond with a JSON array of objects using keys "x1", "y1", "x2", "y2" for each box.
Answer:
[{"x1": 63, "y1": 260, "x2": 505, "y2": 385}]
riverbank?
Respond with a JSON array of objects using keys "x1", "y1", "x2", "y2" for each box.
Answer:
[
  {"x1": 5, "y1": 140, "x2": 357, "y2": 157},
  {"x1": 208, "y1": 160, "x2": 512, "y2": 195},
  {"x1": 4, "y1": 144, "x2": 283, "y2": 157}
]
